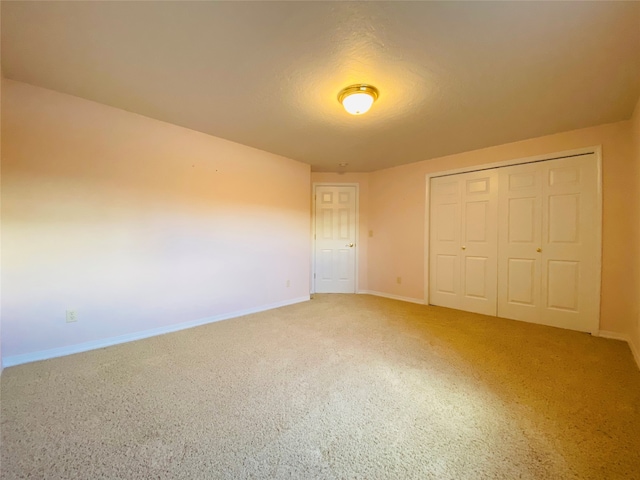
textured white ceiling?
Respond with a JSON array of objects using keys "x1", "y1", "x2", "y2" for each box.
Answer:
[{"x1": 2, "y1": 1, "x2": 639, "y2": 172}]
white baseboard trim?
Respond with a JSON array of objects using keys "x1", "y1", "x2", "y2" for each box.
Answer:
[
  {"x1": 598, "y1": 330, "x2": 640, "y2": 370},
  {"x1": 597, "y1": 330, "x2": 627, "y2": 341},
  {"x1": 358, "y1": 290, "x2": 425, "y2": 305},
  {"x1": 3, "y1": 296, "x2": 310, "y2": 368}
]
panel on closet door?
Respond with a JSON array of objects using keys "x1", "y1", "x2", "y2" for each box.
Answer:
[
  {"x1": 506, "y1": 259, "x2": 536, "y2": 305},
  {"x1": 430, "y1": 171, "x2": 498, "y2": 314},
  {"x1": 459, "y1": 171, "x2": 498, "y2": 315},
  {"x1": 509, "y1": 172, "x2": 536, "y2": 190},
  {"x1": 547, "y1": 260, "x2": 579, "y2": 311},
  {"x1": 508, "y1": 197, "x2": 536, "y2": 243},
  {"x1": 548, "y1": 194, "x2": 579, "y2": 243},
  {"x1": 466, "y1": 177, "x2": 490, "y2": 194},
  {"x1": 435, "y1": 255, "x2": 457, "y2": 294},
  {"x1": 435, "y1": 180, "x2": 459, "y2": 196},
  {"x1": 549, "y1": 166, "x2": 580, "y2": 186},
  {"x1": 465, "y1": 202, "x2": 488, "y2": 242},
  {"x1": 540, "y1": 155, "x2": 599, "y2": 332},
  {"x1": 497, "y1": 165, "x2": 542, "y2": 324},
  {"x1": 436, "y1": 203, "x2": 459, "y2": 242},
  {"x1": 464, "y1": 256, "x2": 488, "y2": 298},
  {"x1": 429, "y1": 175, "x2": 463, "y2": 310}
]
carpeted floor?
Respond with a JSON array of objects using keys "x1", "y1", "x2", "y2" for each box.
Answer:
[{"x1": 1, "y1": 294, "x2": 639, "y2": 479}]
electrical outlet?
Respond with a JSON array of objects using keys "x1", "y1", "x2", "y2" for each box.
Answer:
[
  {"x1": 286, "y1": 280, "x2": 291, "y2": 288},
  {"x1": 397, "y1": 277, "x2": 402, "y2": 284},
  {"x1": 66, "y1": 309, "x2": 78, "y2": 323}
]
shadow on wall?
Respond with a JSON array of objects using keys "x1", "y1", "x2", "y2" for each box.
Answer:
[{"x1": 1, "y1": 79, "x2": 311, "y2": 360}]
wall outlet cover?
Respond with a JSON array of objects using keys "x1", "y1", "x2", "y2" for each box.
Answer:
[{"x1": 66, "y1": 309, "x2": 78, "y2": 323}]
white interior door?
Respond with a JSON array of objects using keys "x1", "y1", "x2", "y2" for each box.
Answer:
[
  {"x1": 497, "y1": 163, "x2": 543, "y2": 323},
  {"x1": 429, "y1": 152, "x2": 600, "y2": 333},
  {"x1": 314, "y1": 185, "x2": 357, "y2": 293},
  {"x1": 497, "y1": 154, "x2": 599, "y2": 332},
  {"x1": 430, "y1": 170, "x2": 498, "y2": 315},
  {"x1": 429, "y1": 176, "x2": 461, "y2": 309}
]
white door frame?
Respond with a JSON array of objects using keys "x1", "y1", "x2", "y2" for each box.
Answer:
[
  {"x1": 311, "y1": 183, "x2": 360, "y2": 294},
  {"x1": 424, "y1": 146, "x2": 603, "y2": 332}
]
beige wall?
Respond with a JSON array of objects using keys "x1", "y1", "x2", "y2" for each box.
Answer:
[
  {"x1": 311, "y1": 173, "x2": 370, "y2": 292},
  {"x1": 631, "y1": 96, "x2": 640, "y2": 354},
  {"x1": 1, "y1": 80, "x2": 311, "y2": 361},
  {"x1": 0, "y1": 71, "x2": 3, "y2": 371},
  {"x1": 368, "y1": 120, "x2": 634, "y2": 334}
]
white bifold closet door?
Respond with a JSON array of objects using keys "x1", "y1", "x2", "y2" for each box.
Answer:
[
  {"x1": 429, "y1": 169, "x2": 499, "y2": 316},
  {"x1": 429, "y1": 153, "x2": 599, "y2": 333},
  {"x1": 497, "y1": 155, "x2": 599, "y2": 332}
]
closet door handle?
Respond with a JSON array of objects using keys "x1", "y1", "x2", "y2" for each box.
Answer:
[
  {"x1": 461, "y1": 246, "x2": 466, "y2": 250},
  {"x1": 536, "y1": 247, "x2": 542, "y2": 253}
]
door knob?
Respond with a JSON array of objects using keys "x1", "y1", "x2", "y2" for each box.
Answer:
[
  {"x1": 536, "y1": 247, "x2": 542, "y2": 252},
  {"x1": 461, "y1": 246, "x2": 466, "y2": 250},
  {"x1": 346, "y1": 243, "x2": 354, "y2": 247}
]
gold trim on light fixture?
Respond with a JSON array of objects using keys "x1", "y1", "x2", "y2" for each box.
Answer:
[
  {"x1": 337, "y1": 84, "x2": 379, "y2": 104},
  {"x1": 338, "y1": 84, "x2": 379, "y2": 115}
]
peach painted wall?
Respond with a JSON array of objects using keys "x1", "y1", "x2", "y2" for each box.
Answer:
[
  {"x1": 311, "y1": 172, "x2": 370, "y2": 292},
  {"x1": 631, "y1": 96, "x2": 640, "y2": 354},
  {"x1": 0, "y1": 72, "x2": 3, "y2": 371},
  {"x1": 369, "y1": 120, "x2": 634, "y2": 334},
  {"x1": 1, "y1": 79, "x2": 311, "y2": 360}
]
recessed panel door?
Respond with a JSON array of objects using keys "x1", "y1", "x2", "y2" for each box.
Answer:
[
  {"x1": 497, "y1": 154, "x2": 599, "y2": 333},
  {"x1": 431, "y1": 153, "x2": 599, "y2": 333},
  {"x1": 430, "y1": 170, "x2": 498, "y2": 315},
  {"x1": 314, "y1": 186, "x2": 357, "y2": 293},
  {"x1": 497, "y1": 164, "x2": 543, "y2": 323},
  {"x1": 540, "y1": 155, "x2": 599, "y2": 332},
  {"x1": 460, "y1": 171, "x2": 499, "y2": 315},
  {"x1": 429, "y1": 177, "x2": 462, "y2": 310}
]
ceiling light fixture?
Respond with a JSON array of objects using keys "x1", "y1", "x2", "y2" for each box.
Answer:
[{"x1": 338, "y1": 84, "x2": 379, "y2": 115}]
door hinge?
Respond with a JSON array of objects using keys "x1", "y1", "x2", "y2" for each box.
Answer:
[{"x1": 314, "y1": 273, "x2": 316, "y2": 279}]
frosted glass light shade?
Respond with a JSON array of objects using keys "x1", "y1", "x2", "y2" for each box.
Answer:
[
  {"x1": 338, "y1": 84, "x2": 379, "y2": 115},
  {"x1": 342, "y1": 93, "x2": 375, "y2": 115}
]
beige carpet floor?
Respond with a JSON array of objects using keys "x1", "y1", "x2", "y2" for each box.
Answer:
[{"x1": 1, "y1": 294, "x2": 639, "y2": 479}]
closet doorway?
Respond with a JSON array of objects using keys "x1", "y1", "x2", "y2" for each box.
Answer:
[{"x1": 427, "y1": 148, "x2": 602, "y2": 333}]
